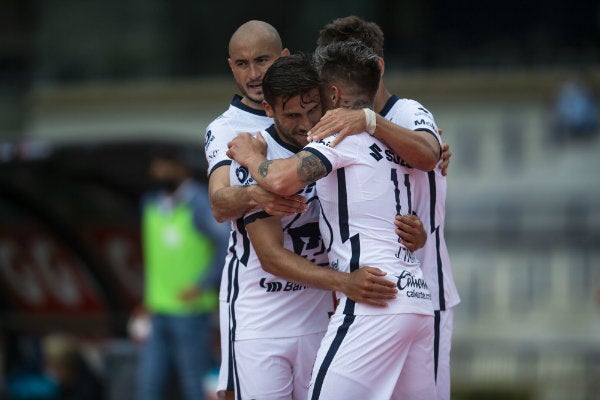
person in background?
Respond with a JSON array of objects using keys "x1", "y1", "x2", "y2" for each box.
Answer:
[
  {"x1": 42, "y1": 333, "x2": 103, "y2": 400},
  {"x1": 136, "y1": 149, "x2": 229, "y2": 400},
  {"x1": 552, "y1": 74, "x2": 599, "y2": 142}
]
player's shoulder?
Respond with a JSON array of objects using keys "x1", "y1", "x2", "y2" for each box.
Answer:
[
  {"x1": 207, "y1": 95, "x2": 264, "y2": 125},
  {"x1": 389, "y1": 98, "x2": 432, "y2": 116},
  {"x1": 206, "y1": 106, "x2": 237, "y2": 132},
  {"x1": 305, "y1": 132, "x2": 366, "y2": 156},
  {"x1": 385, "y1": 97, "x2": 438, "y2": 133},
  {"x1": 306, "y1": 133, "x2": 337, "y2": 150}
]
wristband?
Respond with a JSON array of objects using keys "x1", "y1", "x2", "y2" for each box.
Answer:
[{"x1": 363, "y1": 108, "x2": 377, "y2": 136}]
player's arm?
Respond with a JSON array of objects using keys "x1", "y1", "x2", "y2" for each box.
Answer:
[
  {"x1": 307, "y1": 108, "x2": 440, "y2": 171},
  {"x1": 208, "y1": 164, "x2": 307, "y2": 222},
  {"x1": 246, "y1": 215, "x2": 397, "y2": 307},
  {"x1": 227, "y1": 132, "x2": 327, "y2": 196}
]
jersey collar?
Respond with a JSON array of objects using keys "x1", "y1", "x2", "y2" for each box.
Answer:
[
  {"x1": 231, "y1": 94, "x2": 268, "y2": 117},
  {"x1": 378, "y1": 94, "x2": 400, "y2": 116}
]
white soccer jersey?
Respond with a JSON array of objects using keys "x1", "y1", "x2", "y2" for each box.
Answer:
[
  {"x1": 204, "y1": 96, "x2": 274, "y2": 393},
  {"x1": 205, "y1": 94, "x2": 273, "y2": 176},
  {"x1": 204, "y1": 95, "x2": 273, "y2": 303},
  {"x1": 380, "y1": 95, "x2": 460, "y2": 311},
  {"x1": 304, "y1": 132, "x2": 433, "y2": 317},
  {"x1": 228, "y1": 125, "x2": 334, "y2": 340}
]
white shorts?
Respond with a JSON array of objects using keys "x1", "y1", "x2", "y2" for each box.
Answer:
[
  {"x1": 234, "y1": 332, "x2": 325, "y2": 400},
  {"x1": 308, "y1": 312, "x2": 435, "y2": 400},
  {"x1": 216, "y1": 300, "x2": 233, "y2": 393},
  {"x1": 434, "y1": 308, "x2": 454, "y2": 400}
]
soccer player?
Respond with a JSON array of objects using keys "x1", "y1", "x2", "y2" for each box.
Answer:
[
  {"x1": 206, "y1": 19, "x2": 430, "y2": 400},
  {"x1": 204, "y1": 20, "x2": 304, "y2": 400},
  {"x1": 227, "y1": 41, "x2": 437, "y2": 399},
  {"x1": 228, "y1": 52, "x2": 413, "y2": 400},
  {"x1": 307, "y1": 16, "x2": 461, "y2": 400}
]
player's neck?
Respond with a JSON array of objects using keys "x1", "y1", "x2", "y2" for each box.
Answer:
[
  {"x1": 374, "y1": 83, "x2": 392, "y2": 114},
  {"x1": 241, "y1": 96, "x2": 265, "y2": 111}
]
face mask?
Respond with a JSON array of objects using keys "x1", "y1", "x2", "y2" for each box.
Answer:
[{"x1": 152, "y1": 178, "x2": 179, "y2": 193}]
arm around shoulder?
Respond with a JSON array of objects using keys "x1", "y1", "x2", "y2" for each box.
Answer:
[{"x1": 373, "y1": 115, "x2": 440, "y2": 171}]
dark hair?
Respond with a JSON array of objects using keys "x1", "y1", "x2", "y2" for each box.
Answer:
[
  {"x1": 317, "y1": 16, "x2": 384, "y2": 57},
  {"x1": 313, "y1": 41, "x2": 381, "y2": 103},
  {"x1": 263, "y1": 53, "x2": 320, "y2": 109}
]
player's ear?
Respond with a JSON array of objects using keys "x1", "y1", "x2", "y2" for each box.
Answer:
[
  {"x1": 378, "y1": 57, "x2": 385, "y2": 78},
  {"x1": 227, "y1": 58, "x2": 234, "y2": 71},
  {"x1": 331, "y1": 86, "x2": 340, "y2": 107},
  {"x1": 263, "y1": 100, "x2": 274, "y2": 118},
  {"x1": 281, "y1": 48, "x2": 291, "y2": 57}
]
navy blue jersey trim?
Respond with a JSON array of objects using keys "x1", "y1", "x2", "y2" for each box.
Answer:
[
  {"x1": 415, "y1": 128, "x2": 443, "y2": 157},
  {"x1": 378, "y1": 94, "x2": 400, "y2": 116},
  {"x1": 403, "y1": 173, "x2": 413, "y2": 215},
  {"x1": 341, "y1": 234, "x2": 360, "y2": 316},
  {"x1": 243, "y1": 210, "x2": 271, "y2": 225},
  {"x1": 434, "y1": 310, "x2": 441, "y2": 383},
  {"x1": 310, "y1": 313, "x2": 356, "y2": 400},
  {"x1": 319, "y1": 201, "x2": 334, "y2": 253},
  {"x1": 235, "y1": 217, "x2": 251, "y2": 266},
  {"x1": 226, "y1": 304, "x2": 235, "y2": 391},
  {"x1": 229, "y1": 258, "x2": 241, "y2": 393},
  {"x1": 231, "y1": 94, "x2": 268, "y2": 116},
  {"x1": 208, "y1": 159, "x2": 232, "y2": 177},
  {"x1": 391, "y1": 169, "x2": 401, "y2": 215},
  {"x1": 226, "y1": 230, "x2": 236, "y2": 302},
  {"x1": 427, "y1": 171, "x2": 437, "y2": 233},
  {"x1": 336, "y1": 168, "x2": 349, "y2": 242},
  {"x1": 304, "y1": 147, "x2": 332, "y2": 174},
  {"x1": 266, "y1": 125, "x2": 303, "y2": 153},
  {"x1": 435, "y1": 226, "x2": 446, "y2": 311}
]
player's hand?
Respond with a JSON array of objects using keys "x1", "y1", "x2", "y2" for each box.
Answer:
[
  {"x1": 395, "y1": 214, "x2": 427, "y2": 252},
  {"x1": 307, "y1": 108, "x2": 366, "y2": 147},
  {"x1": 179, "y1": 286, "x2": 202, "y2": 302},
  {"x1": 227, "y1": 131, "x2": 267, "y2": 167},
  {"x1": 437, "y1": 129, "x2": 451, "y2": 176},
  {"x1": 439, "y1": 142, "x2": 451, "y2": 176},
  {"x1": 342, "y1": 266, "x2": 397, "y2": 307},
  {"x1": 248, "y1": 185, "x2": 308, "y2": 216}
]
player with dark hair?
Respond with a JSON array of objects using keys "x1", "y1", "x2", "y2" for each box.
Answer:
[
  {"x1": 309, "y1": 16, "x2": 461, "y2": 400},
  {"x1": 228, "y1": 52, "x2": 421, "y2": 400},
  {"x1": 228, "y1": 40, "x2": 436, "y2": 400}
]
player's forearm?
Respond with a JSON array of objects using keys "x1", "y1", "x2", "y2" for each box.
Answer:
[
  {"x1": 258, "y1": 246, "x2": 346, "y2": 292},
  {"x1": 374, "y1": 116, "x2": 440, "y2": 171},
  {"x1": 210, "y1": 185, "x2": 256, "y2": 222},
  {"x1": 246, "y1": 155, "x2": 305, "y2": 197}
]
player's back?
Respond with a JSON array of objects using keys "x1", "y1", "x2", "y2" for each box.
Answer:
[
  {"x1": 305, "y1": 132, "x2": 433, "y2": 317},
  {"x1": 380, "y1": 95, "x2": 460, "y2": 311}
]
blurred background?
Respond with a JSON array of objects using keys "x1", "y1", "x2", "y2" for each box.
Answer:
[{"x1": 1, "y1": 1, "x2": 599, "y2": 399}]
